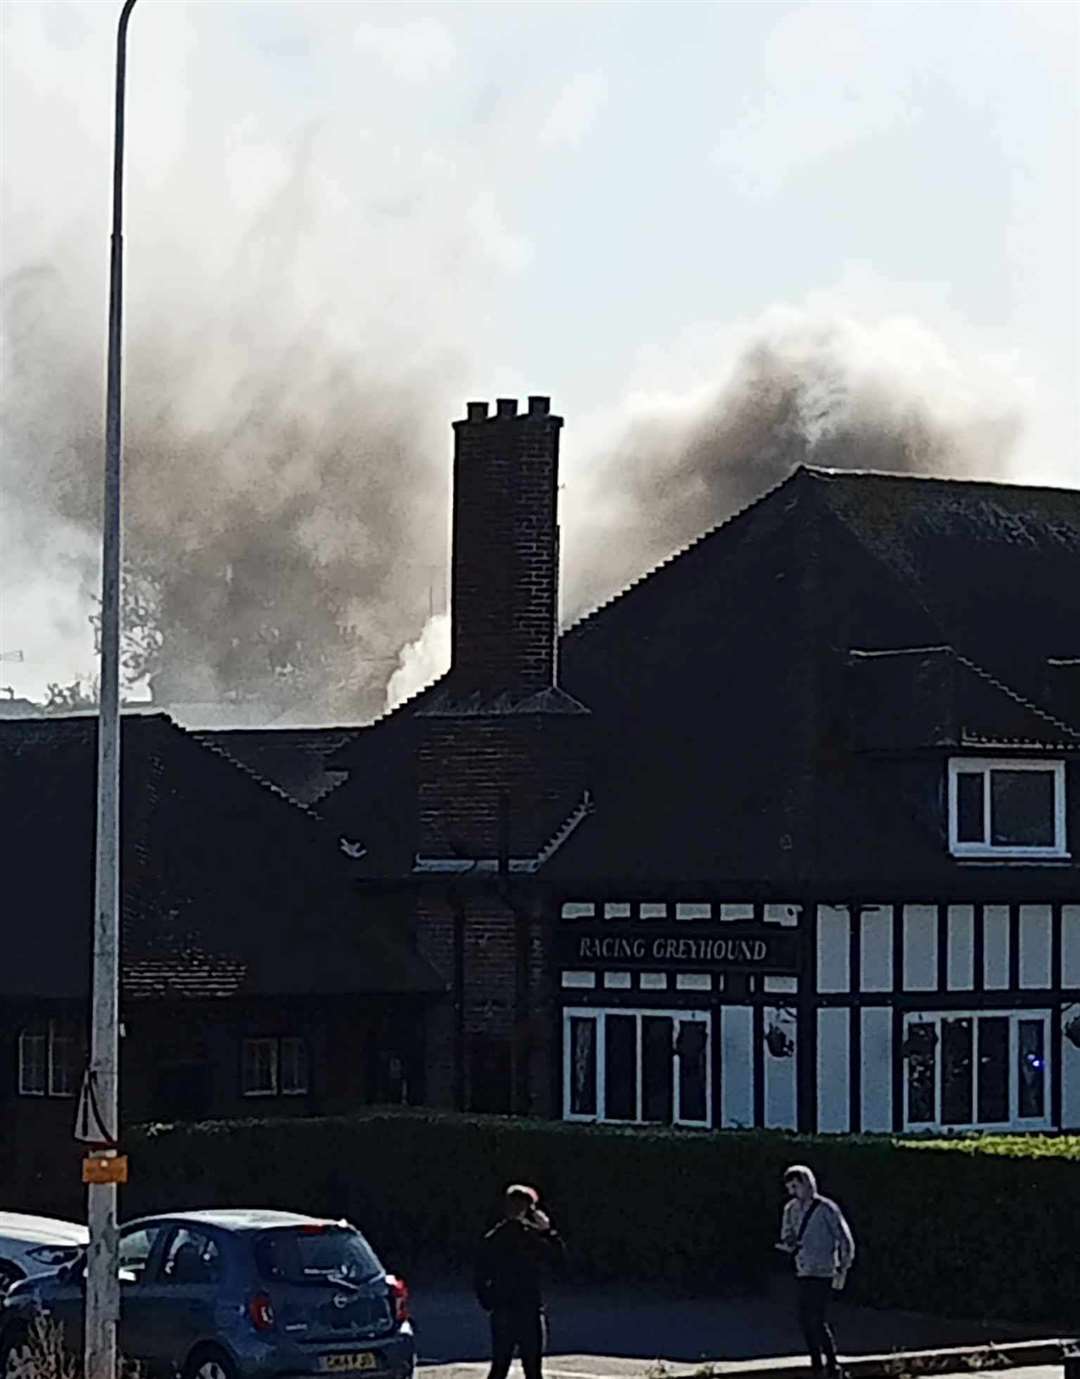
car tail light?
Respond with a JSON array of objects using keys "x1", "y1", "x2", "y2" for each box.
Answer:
[
  {"x1": 249, "y1": 1292, "x2": 276, "y2": 1332},
  {"x1": 386, "y1": 1274, "x2": 409, "y2": 1324}
]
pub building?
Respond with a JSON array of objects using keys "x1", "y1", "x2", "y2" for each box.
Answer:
[{"x1": 331, "y1": 396, "x2": 1080, "y2": 1136}]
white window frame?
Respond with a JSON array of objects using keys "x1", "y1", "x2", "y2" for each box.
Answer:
[
  {"x1": 18, "y1": 1031, "x2": 48, "y2": 1097},
  {"x1": 241, "y1": 1037, "x2": 279, "y2": 1097},
  {"x1": 947, "y1": 758, "x2": 1067, "y2": 860},
  {"x1": 18, "y1": 1022, "x2": 76, "y2": 1099},
  {"x1": 280, "y1": 1037, "x2": 309, "y2": 1096},
  {"x1": 902, "y1": 1008, "x2": 1052, "y2": 1133},
  {"x1": 562, "y1": 1006, "x2": 712, "y2": 1128}
]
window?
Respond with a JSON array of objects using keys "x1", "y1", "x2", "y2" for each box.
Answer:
[
  {"x1": 902, "y1": 1010, "x2": 1051, "y2": 1131},
  {"x1": 161, "y1": 1228, "x2": 223, "y2": 1285},
  {"x1": 18, "y1": 1023, "x2": 76, "y2": 1098},
  {"x1": 242, "y1": 1038, "x2": 279, "y2": 1096},
  {"x1": 563, "y1": 1008, "x2": 711, "y2": 1127},
  {"x1": 118, "y1": 1225, "x2": 169, "y2": 1283},
  {"x1": 948, "y1": 758, "x2": 1067, "y2": 860},
  {"x1": 280, "y1": 1037, "x2": 309, "y2": 1096},
  {"x1": 242, "y1": 1036, "x2": 309, "y2": 1097}
]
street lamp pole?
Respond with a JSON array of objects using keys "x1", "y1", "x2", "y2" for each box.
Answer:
[{"x1": 86, "y1": 2, "x2": 138, "y2": 1375}]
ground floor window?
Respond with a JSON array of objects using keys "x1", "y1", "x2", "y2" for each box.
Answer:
[
  {"x1": 902, "y1": 1009, "x2": 1051, "y2": 1131},
  {"x1": 563, "y1": 1007, "x2": 711, "y2": 1126},
  {"x1": 242, "y1": 1036, "x2": 309, "y2": 1097},
  {"x1": 18, "y1": 1021, "x2": 76, "y2": 1098}
]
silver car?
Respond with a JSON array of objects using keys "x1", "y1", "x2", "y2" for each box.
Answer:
[{"x1": 0, "y1": 1214, "x2": 88, "y2": 1296}]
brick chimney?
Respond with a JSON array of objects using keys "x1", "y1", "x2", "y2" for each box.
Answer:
[
  {"x1": 414, "y1": 397, "x2": 590, "y2": 1117},
  {"x1": 416, "y1": 397, "x2": 589, "y2": 861},
  {"x1": 450, "y1": 396, "x2": 562, "y2": 697}
]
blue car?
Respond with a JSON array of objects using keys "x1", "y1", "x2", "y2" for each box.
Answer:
[{"x1": 0, "y1": 1209, "x2": 416, "y2": 1379}]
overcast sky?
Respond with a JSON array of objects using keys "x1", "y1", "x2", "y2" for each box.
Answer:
[{"x1": 1, "y1": 1, "x2": 1077, "y2": 706}]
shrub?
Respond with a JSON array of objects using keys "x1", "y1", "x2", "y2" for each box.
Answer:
[{"x1": 106, "y1": 1112, "x2": 1080, "y2": 1326}]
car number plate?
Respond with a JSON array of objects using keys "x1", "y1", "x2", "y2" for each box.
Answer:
[{"x1": 321, "y1": 1354, "x2": 377, "y2": 1374}]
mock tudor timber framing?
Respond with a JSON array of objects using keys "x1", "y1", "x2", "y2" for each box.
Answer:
[{"x1": 549, "y1": 892, "x2": 1080, "y2": 1135}]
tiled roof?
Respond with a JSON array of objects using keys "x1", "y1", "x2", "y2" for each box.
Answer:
[
  {"x1": 195, "y1": 727, "x2": 363, "y2": 809},
  {"x1": 0, "y1": 712, "x2": 442, "y2": 1000}
]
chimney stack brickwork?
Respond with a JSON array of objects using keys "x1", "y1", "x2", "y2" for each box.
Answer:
[
  {"x1": 414, "y1": 397, "x2": 588, "y2": 1118},
  {"x1": 450, "y1": 397, "x2": 562, "y2": 696}
]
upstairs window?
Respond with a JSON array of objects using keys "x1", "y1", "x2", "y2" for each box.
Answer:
[
  {"x1": 18, "y1": 1022, "x2": 77, "y2": 1098},
  {"x1": 948, "y1": 758, "x2": 1066, "y2": 860}
]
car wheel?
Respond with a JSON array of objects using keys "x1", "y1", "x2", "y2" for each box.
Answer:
[
  {"x1": 0, "y1": 1330, "x2": 35, "y2": 1379},
  {"x1": 183, "y1": 1346, "x2": 238, "y2": 1379}
]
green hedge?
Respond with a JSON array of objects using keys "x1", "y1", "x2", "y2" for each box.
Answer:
[{"x1": 111, "y1": 1112, "x2": 1080, "y2": 1327}]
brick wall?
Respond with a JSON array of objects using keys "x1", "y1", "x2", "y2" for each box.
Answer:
[{"x1": 450, "y1": 397, "x2": 562, "y2": 695}]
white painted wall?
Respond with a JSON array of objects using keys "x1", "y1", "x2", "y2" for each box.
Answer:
[
  {"x1": 1019, "y1": 905, "x2": 1052, "y2": 989},
  {"x1": 817, "y1": 906, "x2": 850, "y2": 993},
  {"x1": 903, "y1": 905, "x2": 937, "y2": 991},
  {"x1": 817, "y1": 1007, "x2": 850, "y2": 1133},
  {"x1": 946, "y1": 905, "x2": 975, "y2": 991},
  {"x1": 984, "y1": 905, "x2": 1010, "y2": 990},
  {"x1": 1062, "y1": 1019, "x2": 1080, "y2": 1131},
  {"x1": 1062, "y1": 906, "x2": 1080, "y2": 990},
  {"x1": 764, "y1": 1010, "x2": 797, "y2": 1130},
  {"x1": 860, "y1": 906, "x2": 893, "y2": 993},
  {"x1": 720, "y1": 1006, "x2": 754, "y2": 1128},
  {"x1": 860, "y1": 1007, "x2": 892, "y2": 1132}
]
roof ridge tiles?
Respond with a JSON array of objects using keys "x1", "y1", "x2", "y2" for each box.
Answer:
[{"x1": 802, "y1": 465, "x2": 1080, "y2": 498}]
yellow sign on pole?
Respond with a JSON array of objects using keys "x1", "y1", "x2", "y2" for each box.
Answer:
[{"x1": 82, "y1": 1154, "x2": 128, "y2": 1186}]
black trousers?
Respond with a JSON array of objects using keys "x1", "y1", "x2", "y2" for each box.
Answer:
[
  {"x1": 796, "y1": 1276, "x2": 839, "y2": 1373},
  {"x1": 487, "y1": 1305, "x2": 547, "y2": 1379}
]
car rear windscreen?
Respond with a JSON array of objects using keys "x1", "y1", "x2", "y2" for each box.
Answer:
[{"x1": 255, "y1": 1226, "x2": 382, "y2": 1286}]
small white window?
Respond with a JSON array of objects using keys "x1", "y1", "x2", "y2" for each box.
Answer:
[
  {"x1": 241, "y1": 1038, "x2": 279, "y2": 1096},
  {"x1": 18, "y1": 1031, "x2": 48, "y2": 1097},
  {"x1": 948, "y1": 758, "x2": 1067, "y2": 860},
  {"x1": 280, "y1": 1038, "x2": 309, "y2": 1096}
]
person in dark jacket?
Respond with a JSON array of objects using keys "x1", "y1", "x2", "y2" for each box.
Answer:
[{"x1": 475, "y1": 1184, "x2": 566, "y2": 1379}]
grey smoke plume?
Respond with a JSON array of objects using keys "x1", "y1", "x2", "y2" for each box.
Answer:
[
  {"x1": 385, "y1": 310, "x2": 1029, "y2": 709},
  {"x1": 560, "y1": 313, "x2": 1026, "y2": 622},
  {"x1": 2, "y1": 230, "x2": 460, "y2": 722}
]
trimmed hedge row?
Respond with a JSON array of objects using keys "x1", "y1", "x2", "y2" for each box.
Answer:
[{"x1": 108, "y1": 1112, "x2": 1080, "y2": 1327}]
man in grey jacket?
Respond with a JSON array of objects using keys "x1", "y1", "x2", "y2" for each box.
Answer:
[{"x1": 775, "y1": 1165, "x2": 855, "y2": 1377}]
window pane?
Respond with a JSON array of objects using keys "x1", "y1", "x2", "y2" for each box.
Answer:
[
  {"x1": 956, "y1": 773, "x2": 985, "y2": 843},
  {"x1": 50, "y1": 1032, "x2": 76, "y2": 1098},
  {"x1": 642, "y1": 1017, "x2": 674, "y2": 1123},
  {"x1": 162, "y1": 1228, "x2": 223, "y2": 1285},
  {"x1": 604, "y1": 1015, "x2": 636, "y2": 1121},
  {"x1": 941, "y1": 1018, "x2": 973, "y2": 1125},
  {"x1": 977, "y1": 1017, "x2": 1009, "y2": 1123},
  {"x1": 19, "y1": 1033, "x2": 47, "y2": 1096},
  {"x1": 281, "y1": 1038, "x2": 308, "y2": 1095},
  {"x1": 1017, "y1": 1020, "x2": 1046, "y2": 1119},
  {"x1": 906, "y1": 1022, "x2": 936, "y2": 1123},
  {"x1": 569, "y1": 1017, "x2": 597, "y2": 1116},
  {"x1": 676, "y1": 1019, "x2": 709, "y2": 1124},
  {"x1": 118, "y1": 1226, "x2": 167, "y2": 1282},
  {"x1": 990, "y1": 770, "x2": 1055, "y2": 847},
  {"x1": 243, "y1": 1038, "x2": 277, "y2": 1095}
]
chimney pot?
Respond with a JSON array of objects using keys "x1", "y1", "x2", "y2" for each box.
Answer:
[
  {"x1": 496, "y1": 398, "x2": 518, "y2": 418},
  {"x1": 466, "y1": 401, "x2": 489, "y2": 422},
  {"x1": 527, "y1": 396, "x2": 551, "y2": 417}
]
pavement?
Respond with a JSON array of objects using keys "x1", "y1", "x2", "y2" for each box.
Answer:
[{"x1": 409, "y1": 1281, "x2": 1074, "y2": 1379}]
